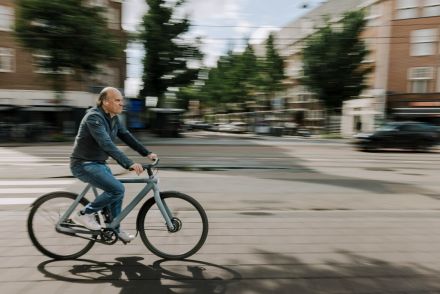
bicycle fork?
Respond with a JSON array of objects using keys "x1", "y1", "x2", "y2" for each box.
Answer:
[{"x1": 152, "y1": 185, "x2": 176, "y2": 232}]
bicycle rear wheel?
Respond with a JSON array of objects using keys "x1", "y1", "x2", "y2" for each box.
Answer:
[
  {"x1": 27, "y1": 192, "x2": 96, "y2": 260},
  {"x1": 138, "y1": 191, "x2": 208, "y2": 259}
]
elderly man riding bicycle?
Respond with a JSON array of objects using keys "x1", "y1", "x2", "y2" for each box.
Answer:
[{"x1": 70, "y1": 87, "x2": 157, "y2": 242}]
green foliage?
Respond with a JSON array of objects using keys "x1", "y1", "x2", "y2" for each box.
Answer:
[
  {"x1": 259, "y1": 33, "x2": 286, "y2": 97},
  {"x1": 197, "y1": 45, "x2": 258, "y2": 111},
  {"x1": 301, "y1": 10, "x2": 371, "y2": 110},
  {"x1": 176, "y1": 84, "x2": 203, "y2": 110},
  {"x1": 196, "y1": 34, "x2": 285, "y2": 112},
  {"x1": 15, "y1": 0, "x2": 120, "y2": 93},
  {"x1": 139, "y1": 0, "x2": 203, "y2": 107}
]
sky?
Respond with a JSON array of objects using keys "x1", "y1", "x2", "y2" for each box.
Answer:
[{"x1": 122, "y1": 0, "x2": 325, "y2": 96}]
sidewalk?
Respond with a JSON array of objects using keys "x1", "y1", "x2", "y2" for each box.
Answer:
[
  {"x1": 2, "y1": 147, "x2": 440, "y2": 292},
  {"x1": 0, "y1": 130, "x2": 350, "y2": 148},
  {"x1": 3, "y1": 167, "x2": 440, "y2": 294},
  {"x1": 2, "y1": 204, "x2": 440, "y2": 293}
]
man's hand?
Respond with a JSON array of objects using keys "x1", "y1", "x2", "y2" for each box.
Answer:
[
  {"x1": 147, "y1": 153, "x2": 158, "y2": 161},
  {"x1": 129, "y1": 163, "x2": 144, "y2": 175}
]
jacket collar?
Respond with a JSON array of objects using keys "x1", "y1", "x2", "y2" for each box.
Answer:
[{"x1": 96, "y1": 106, "x2": 114, "y2": 120}]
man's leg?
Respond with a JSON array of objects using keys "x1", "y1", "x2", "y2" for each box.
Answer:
[
  {"x1": 80, "y1": 163, "x2": 124, "y2": 217},
  {"x1": 71, "y1": 162, "x2": 135, "y2": 242},
  {"x1": 72, "y1": 163, "x2": 124, "y2": 229}
]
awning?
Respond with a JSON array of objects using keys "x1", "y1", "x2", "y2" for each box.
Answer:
[
  {"x1": 21, "y1": 106, "x2": 73, "y2": 112},
  {"x1": 0, "y1": 105, "x2": 16, "y2": 111},
  {"x1": 149, "y1": 108, "x2": 185, "y2": 114},
  {"x1": 393, "y1": 107, "x2": 440, "y2": 116}
]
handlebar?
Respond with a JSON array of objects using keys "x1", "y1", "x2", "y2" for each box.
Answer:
[
  {"x1": 142, "y1": 158, "x2": 159, "y2": 177},
  {"x1": 142, "y1": 158, "x2": 160, "y2": 171},
  {"x1": 128, "y1": 158, "x2": 159, "y2": 177}
]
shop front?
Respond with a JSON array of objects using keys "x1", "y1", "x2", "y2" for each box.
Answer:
[{"x1": 387, "y1": 93, "x2": 440, "y2": 125}]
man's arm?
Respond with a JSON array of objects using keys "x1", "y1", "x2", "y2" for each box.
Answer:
[
  {"x1": 117, "y1": 121, "x2": 151, "y2": 157},
  {"x1": 86, "y1": 114, "x2": 134, "y2": 169}
]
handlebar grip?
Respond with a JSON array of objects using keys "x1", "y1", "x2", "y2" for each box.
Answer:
[{"x1": 142, "y1": 158, "x2": 160, "y2": 170}]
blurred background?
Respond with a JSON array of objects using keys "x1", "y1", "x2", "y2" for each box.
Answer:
[
  {"x1": 0, "y1": 0, "x2": 439, "y2": 142},
  {"x1": 4, "y1": 2, "x2": 440, "y2": 292}
]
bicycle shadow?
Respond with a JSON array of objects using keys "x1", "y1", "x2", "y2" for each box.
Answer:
[{"x1": 37, "y1": 257, "x2": 241, "y2": 294}]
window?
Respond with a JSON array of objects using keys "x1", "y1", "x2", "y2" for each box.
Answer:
[
  {"x1": 423, "y1": 0, "x2": 440, "y2": 17},
  {"x1": 396, "y1": 0, "x2": 419, "y2": 19},
  {"x1": 33, "y1": 54, "x2": 72, "y2": 74},
  {"x1": 306, "y1": 110, "x2": 324, "y2": 120},
  {"x1": 33, "y1": 54, "x2": 51, "y2": 74},
  {"x1": 92, "y1": 64, "x2": 119, "y2": 85},
  {"x1": 411, "y1": 29, "x2": 437, "y2": 56},
  {"x1": 0, "y1": 48, "x2": 14, "y2": 72},
  {"x1": 107, "y1": 7, "x2": 120, "y2": 29},
  {"x1": 300, "y1": 18, "x2": 313, "y2": 35},
  {"x1": 365, "y1": 3, "x2": 381, "y2": 26},
  {"x1": 362, "y1": 39, "x2": 375, "y2": 63},
  {"x1": 287, "y1": 62, "x2": 303, "y2": 78},
  {"x1": 408, "y1": 67, "x2": 433, "y2": 93},
  {"x1": 88, "y1": 0, "x2": 106, "y2": 6},
  {"x1": 0, "y1": 5, "x2": 14, "y2": 31},
  {"x1": 437, "y1": 67, "x2": 440, "y2": 92}
]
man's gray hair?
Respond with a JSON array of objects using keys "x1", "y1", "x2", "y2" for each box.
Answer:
[{"x1": 96, "y1": 87, "x2": 112, "y2": 106}]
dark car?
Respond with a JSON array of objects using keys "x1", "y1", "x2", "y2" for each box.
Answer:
[
  {"x1": 353, "y1": 121, "x2": 440, "y2": 151},
  {"x1": 184, "y1": 120, "x2": 212, "y2": 131}
]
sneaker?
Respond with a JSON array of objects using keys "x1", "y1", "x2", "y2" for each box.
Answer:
[
  {"x1": 118, "y1": 230, "x2": 135, "y2": 243},
  {"x1": 72, "y1": 211, "x2": 101, "y2": 231}
]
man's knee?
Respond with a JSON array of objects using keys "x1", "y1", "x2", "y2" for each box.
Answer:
[{"x1": 109, "y1": 184, "x2": 125, "y2": 199}]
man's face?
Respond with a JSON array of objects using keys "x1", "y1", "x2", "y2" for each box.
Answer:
[{"x1": 103, "y1": 90, "x2": 124, "y2": 116}]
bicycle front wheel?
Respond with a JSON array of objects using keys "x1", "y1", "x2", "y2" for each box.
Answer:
[
  {"x1": 138, "y1": 191, "x2": 208, "y2": 259},
  {"x1": 27, "y1": 192, "x2": 96, "y2": 260}
]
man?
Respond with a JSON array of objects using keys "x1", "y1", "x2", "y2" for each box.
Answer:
[{"x1": 70, "y1": 87, "x2": 157, "y2": 243}]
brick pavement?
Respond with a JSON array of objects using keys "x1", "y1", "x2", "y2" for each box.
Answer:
[
  {"x1": 2, "y1": 139, "x2": 440, "y2": 293},
  {"x1": 1, "y1": 208, "x2": 440, "y2": 294}
]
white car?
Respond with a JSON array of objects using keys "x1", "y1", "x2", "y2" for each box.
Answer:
[{"x1": 218, "y1": 122, "x2": 247, "y2": 133}]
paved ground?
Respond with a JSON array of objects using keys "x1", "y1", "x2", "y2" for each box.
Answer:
[
  {"x1": 2, "y1": 207, "x2": 440, "y2": 294},
  {"x1": 1, "y1": 135, "x2": 440, "y2": 293}
]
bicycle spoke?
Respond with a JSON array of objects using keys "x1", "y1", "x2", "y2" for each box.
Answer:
[
  {"x1": 28, "y1": 192, "x2": 96, "y2": 259},
  {"x1": 139, "y1": 192, "x2": 208, "y2": 259}
]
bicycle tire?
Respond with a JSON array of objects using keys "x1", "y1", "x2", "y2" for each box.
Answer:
[
  {"x1": 138, "y1": 191, "x2": 208, "y2": 260},
  {"x1": 27, "y1": 192, "x2": 96, "y2": 260}
]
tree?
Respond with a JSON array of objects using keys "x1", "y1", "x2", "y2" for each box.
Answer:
[
  {"x1": 197, "y1": 44, "x2": 261, "y2": 112},
  {"x1": 259, "y1": 33, "x2": 286, "y2": 105},
  {"x1": 236, "y1": 43, "x2": 260, "y2": 102},
  {"x1": 198, "y1": 51, "x2": 235, "y2": 109},
  {"x1": 15, "y1": 0, "x2": 120, "y2": 98},
  {"x1": 194, "y1": 37, "x2": 287, "y2": 113},
  {"x1": 139, "y1": 0, "x2": 202, "y2": 107},
  {"x1": 301, "y1": 10, "x2": 371, "y2": 111}
]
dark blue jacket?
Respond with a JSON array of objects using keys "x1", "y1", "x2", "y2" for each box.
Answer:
[{"x1": 70, "y1": 106, "x2": 151, "y2": 169}]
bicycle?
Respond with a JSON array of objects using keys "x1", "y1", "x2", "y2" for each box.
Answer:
[{"x1": 27, "y1": 159, "x2": 209, "y2": 260}]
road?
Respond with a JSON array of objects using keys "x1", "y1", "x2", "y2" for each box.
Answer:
[{"x1": 1, "y1": 133, "x2": 440, "y2": 293}]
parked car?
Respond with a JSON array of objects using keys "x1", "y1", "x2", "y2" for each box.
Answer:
[
  {"x1": 297, "y1": 128, "x2": 311, "y2": 137},
  {"x1": 255, "y1": 121, "x2": 270, "y2": 135},
  {"x1": 184, "y1": 120, "x2": 212, "y2": 131},
  {"x1": 218, "y1": 122, "x2": 247, "y2": 133},
  {"x1": 353, "y1": 121, "x2": 440, "y2": 151}
]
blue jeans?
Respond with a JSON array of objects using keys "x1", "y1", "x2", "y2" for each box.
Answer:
[{"x1": 70, "y1": 162, "x2": 125, "y2": 231}]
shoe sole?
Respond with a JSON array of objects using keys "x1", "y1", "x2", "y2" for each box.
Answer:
[
  {"x1": 118, "y1": 236, "x2": 135, "y2": 243},
  {"x1": 72, "y1": 217, "x2": 101, "y2": 231}
]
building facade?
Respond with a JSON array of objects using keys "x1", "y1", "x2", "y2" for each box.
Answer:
[
  {"x1": 341, "y1": 0, "x2": 393, "y2": 137},
  {"x1": 0, "y1": 0, "x2": 126, "y2": 140},
  {"x1": 386, "y1": 0, "x2": 440, "y2": 124},
  {"x1": 266, "y1": 0, "x2": 366, "y2": 134},
  {"x1": 267, "y1": 0, "x2": 440, "y2": 137}
]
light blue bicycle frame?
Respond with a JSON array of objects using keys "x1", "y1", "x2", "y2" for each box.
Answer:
[{"x1": 56, "y1": 175, "x2": 176, "y2": 235}]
